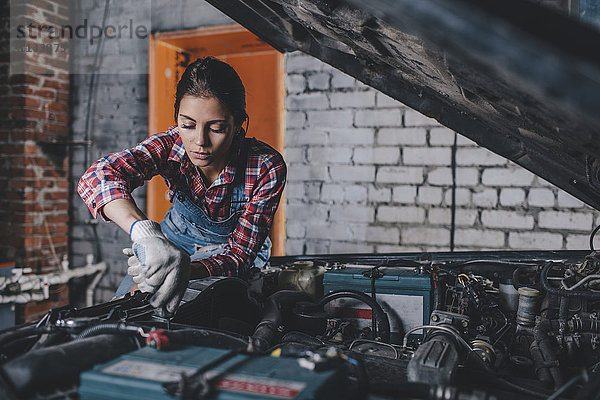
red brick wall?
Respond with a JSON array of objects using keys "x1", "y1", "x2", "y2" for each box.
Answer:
[{"x1": 0, "y1": 0, "x2": 71, "y2": 323}]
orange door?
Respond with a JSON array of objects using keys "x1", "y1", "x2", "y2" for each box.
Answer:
[{"x1": 148, "y1": 25, "x2": 285, "y2": 256}]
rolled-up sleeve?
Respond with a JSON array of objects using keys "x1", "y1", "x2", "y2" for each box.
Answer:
[{"x1": 77, "y1": 132, "x2": 175, "y2": 221}]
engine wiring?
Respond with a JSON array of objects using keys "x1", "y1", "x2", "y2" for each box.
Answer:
[{"x1": 4, "y1": 253, "x2": 600, "y2": 399}]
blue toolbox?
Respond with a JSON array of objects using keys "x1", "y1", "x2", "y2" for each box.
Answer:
[
  {"x1": 323, "y1": 265, "x2": 432, "y2": 343},
  {"x1": 79, "y1": 345, "x2": 346, "y2": 400}
]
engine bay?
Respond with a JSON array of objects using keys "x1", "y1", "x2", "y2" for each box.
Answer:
[{"x1": 1, "y1": 250, "x2": 600, "y2": 399}]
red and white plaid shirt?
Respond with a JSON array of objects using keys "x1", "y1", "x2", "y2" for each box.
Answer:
[{"x1": 78, "y1": 125, "x2": 286, "y2": 277}]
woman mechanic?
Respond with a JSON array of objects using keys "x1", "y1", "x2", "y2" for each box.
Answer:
[{"x1": 78, "y1": 57, "x2": 287, "y2": 316}]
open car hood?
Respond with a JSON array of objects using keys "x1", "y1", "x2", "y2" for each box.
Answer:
[{"x1": 206, "y1": 0, "x2": 600, "y2": 210}]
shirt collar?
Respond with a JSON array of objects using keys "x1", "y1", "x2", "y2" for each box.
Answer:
[{"x1": 167, "y1": 125, "x2": 237, "y2": 187}]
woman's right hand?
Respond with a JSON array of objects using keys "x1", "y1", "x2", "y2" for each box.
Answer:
[
  {"x1": 123, "y1": 247, "x2": 153, "y2": 293},
  {"x1": 129, "y1": 220, "x2": 191, "y2": 318}
]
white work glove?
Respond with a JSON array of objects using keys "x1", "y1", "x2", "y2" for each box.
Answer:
[
  {"x1": 129, "y1": 219, "x2": 190, "y2": 318},
  {"x1": 122, "y1": 248, "x2": 154, "y2": 294}
]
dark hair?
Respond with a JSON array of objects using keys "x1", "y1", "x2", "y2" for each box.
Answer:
[{"x1": 174, "y1": 57, "x2": 248, "y2": 128}]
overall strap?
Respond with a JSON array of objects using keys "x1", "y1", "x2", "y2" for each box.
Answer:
[{"x1": 230, "y1": 141, "x2": 250, "y2": 214}]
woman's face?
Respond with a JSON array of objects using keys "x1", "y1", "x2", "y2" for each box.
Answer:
[{"x1": 177, "y1": 95, "x2": 237, "y2": 176}]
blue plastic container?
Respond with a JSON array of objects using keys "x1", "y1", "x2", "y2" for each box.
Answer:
[
  {"x1": 79, "y1": 345, "x2": 346, "y2": 400},
  {"x1": 323, "y1": 265, "x2": 432, "y2": 343}
]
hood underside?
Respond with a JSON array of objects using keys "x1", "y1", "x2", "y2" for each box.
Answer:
[{"x1": 206, "y1": 0, "x2": 600, "y2": 210}]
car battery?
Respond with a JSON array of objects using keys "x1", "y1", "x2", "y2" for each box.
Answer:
[
  {"x1": 323, "y1": 265, "x2": 431, "y2": 343},
  {"x1": 79, "y1": 345, "x2": 346, "y2": 400}
]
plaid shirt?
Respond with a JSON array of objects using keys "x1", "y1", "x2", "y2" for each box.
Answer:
[{"x1": 78, "y1": 125, "x2": 286, "y2": 277}]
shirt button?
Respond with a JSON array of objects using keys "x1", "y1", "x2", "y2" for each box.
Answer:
[{"x1": 177, "y1": 193, "x2": 184, "y2": 201}]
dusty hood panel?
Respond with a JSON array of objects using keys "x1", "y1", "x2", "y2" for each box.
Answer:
[{"x1": 207, "y1": 0, "x2": 600, "y2": 210}]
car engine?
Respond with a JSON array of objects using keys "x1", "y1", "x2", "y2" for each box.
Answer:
[{"x1": 1, "y1": 250, "x2": 599, "y2": 399}]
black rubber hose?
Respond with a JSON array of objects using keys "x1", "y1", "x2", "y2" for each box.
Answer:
[
  {"x1": 1, "y1": 334, "x2": 137, "y2": 396},
  {"x1": 530, "y1": 340, "x2": 553, "y2": 386},
  {"x1": 541, "y1": 262, "x2": 600, "y2": 299},
  {"x1": 513, "y1": 265, "x2": 538, "y2": 290},
  {"x1": 0, "y1": 326, "x2": 49, "y2": 350},
  {"x1": 532, "y1": 319, "x2": 563, "y2": 388},
  {"x1": 75, "y1": 322, "x2": 141, "y2": 339},
  {"x1": 251, "y1": 290, "x2": 313, "y2": 352},
  {"x1": 318, "y1": 289, "x2": 391, "y2": 343}
]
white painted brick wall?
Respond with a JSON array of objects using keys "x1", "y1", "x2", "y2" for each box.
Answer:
[
  {"x1": 429, "y1": 127, "x2": 459, "y2": 146},
  {"x1": 329, "y1": 242, "x2": 374, "y2": 253},
  {"x1": 377, "y1": 167, "x2": 424, "y2": 184},
  {"x1": 538, "y1": 211, "x2": 593, "y2": 231},
  {"x1": 353, "y1": 147, "x2": 400, "y2": 164},
  {"x1": 499, "y1": 188, "x2": 525, "y2": 206},
  {"x1": 283, "y1": 52, "x2": 600, "y2": 254},
  {"x1": 473, "y1": 189, "x2": 498, "y2": 207},
  {"x1": 307, "y1": 72, "x2": 330, "y2": 90},
  {"x1": 308, "y1": 147, "x2": 352, "y2": 164},
  {"x1": 456, "y1": 229, "x2": 505, "y2": 248},
  {"x1": 376, "y1": 92, "x2": 401, "y2": 108},
  {"x1": 378, "y1": 128, "x2": 427, "y2": 145},
  {"x1": 481, "y1": 210, "x2": 534, "y2": 229},
  {"x1": 457, "y1": 148, "x2": 507, "y2": 166},
  {"x1": 444, "y1": 188, "x2": 472, "y2": 207},
  {"x1": 331, "y1": 70, "x2": 355, "y2": 89},
  {"x1": 330, "y1": 91, "x2": 376, "y2": 108},
  {"x1": 286, "y1": 129, "x2": 327, "y2": 146},
  {"x1": 404, "y1": 109, "x2": 438, "y2": 127},
  {"x1": 329, "y1": 128, "x2": 374, "y2": 145},
  {"x1": 402, "y1": 227, "x2": 450, "y2": 246},
  {"x1": 363, "y1": 226, "x2": 400, "y2": 244},
  {"x1": 344, "y1": 185, "x2": 368, "y2": 203},
  {"x1": 557, "y1": 190, "x2": 584, "y2": 208},
  {"x1": 528, "y1": 188, "x2": 555, "y2": 207},
  {"x1": 330, "y1": 205, "x2": 375, "y2": 222},
  {"x1": 355, "y1": 109, "x2": 403, "y2": 127},
  {"x1": 287, "y1": 165, "x2": 328, "y2": 181},
  {"x1": 307, "y1": 110, "x2": 353, "y2": 128},
  {"x1": 566, "y1": 234, "x2": 589, "y2": 250},
  {"x1": 417, "y1": 187, "x2": 443, "y2": 205},
  {"x1": 285, "y1": 74, "x2": 306, "y2": 94},
  {"x1": 330, "y1": 166, "x2": 375, "y2": 182},
  {"x1": 427, "y1": 168, "x2": 479, "y2": 186},
  {"x1": 481, "y1": 168, "x2": 535, "y2": 186},
  {"x1": 428, "y1": 208, "x2": 478, "y2": 226},
  {"x1": 377, "y1": 206, "x2": 426, "y2": 223},
  {"x1": 287, "y1": 93, "x2": 329, "y2": 110},
  {"x1": 284, "y1": 147, "x2": 305, "y2": 164},
  {"x1": 368, "y1": 185, "x2": 392, "y2": 203},
  {"x1": 508, "y1": 232, "x2": 563, "y2": 250},
  {"x1": 306, "y1": 223, "x2": 351, "y2": 240},
  {"x1": 392, "y1": 186, "x2": 417, "y2": 204},
  {"x1": 403, "y1": 147, "x2": 451, "y2": 166},
  {"x1": 321, "y1": 184, "x2": 344, "y2": 202}
]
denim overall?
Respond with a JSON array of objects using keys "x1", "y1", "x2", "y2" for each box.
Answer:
[{"x1": 114, "y1": 153, "x2": 272, "y2": 298}]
